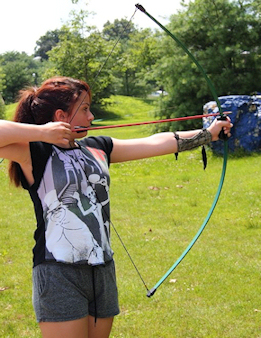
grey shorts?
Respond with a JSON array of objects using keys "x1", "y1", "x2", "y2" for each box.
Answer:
[{"x1": 32, "y1": 260, "x2": 119, "y2": 322}]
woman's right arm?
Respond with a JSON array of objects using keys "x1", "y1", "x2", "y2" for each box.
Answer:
[{"x1": 0, "y1": 120, "x2": 71, "y2": 163}]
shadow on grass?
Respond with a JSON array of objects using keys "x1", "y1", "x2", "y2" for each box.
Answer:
[
  {"x1": 212, "y1": 147, "x2": 261, "y2": 159},
  {"x1": 91, "y1": 104, "x2": 121, "y2": 125}
]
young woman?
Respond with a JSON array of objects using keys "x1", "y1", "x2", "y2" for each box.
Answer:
[{"x1": 0, "y1": 77, "x2": 232, "y2": 338}]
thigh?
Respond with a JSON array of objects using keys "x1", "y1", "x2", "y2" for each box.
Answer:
[
  {"x1": 88, "y1": 316, "x2": 114, "y2": 338},
  {"x1": 39, "y1": 316, "x2": 114, "y2": 338},
  {"x1": 39, "y1": 317, "x2": 88, "y2": 338},
  {"x1": 33, "y1": 262, "x2": 90, "y2": 322}
]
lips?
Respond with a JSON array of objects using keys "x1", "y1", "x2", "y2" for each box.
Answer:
[{"x1": 72, "y1": 126, "x2": 89, "y2": 133}]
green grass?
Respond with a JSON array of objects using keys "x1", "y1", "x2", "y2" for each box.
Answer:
[
  {"x1": 4, "y1": 103, "x2": 17, "y2": 121},
  {"x1": 1, "y1": 96, "x2": 261, "y2": 337}
]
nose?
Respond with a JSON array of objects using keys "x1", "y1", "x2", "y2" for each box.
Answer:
[{"x1": 87, "y1": 110, "x2": 94, "y2": 123}]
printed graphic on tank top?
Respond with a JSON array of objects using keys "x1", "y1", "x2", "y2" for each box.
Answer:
[{"x1": 37, "y1": 144, "x2": 113, "y2": 265}]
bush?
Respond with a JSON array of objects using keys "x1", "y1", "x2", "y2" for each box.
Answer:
[{"x1": 0, "y1": 94, "x2": 5, "y2": 119}]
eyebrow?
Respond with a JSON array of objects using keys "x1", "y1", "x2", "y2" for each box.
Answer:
[{"x1": 81, "y1": 102, "x2": 90, "y2": 107}]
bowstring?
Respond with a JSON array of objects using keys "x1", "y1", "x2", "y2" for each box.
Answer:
[
  {"x1": 97, "y1": 194, "x2": 149, "y2": 292},
  {"x1": 69, "y1": 6, "x2": 139, "y2": 125},
  {"x1": 69, "y1": 5, "x2": 149, "y2": 292},
  {"x1": 94, "y1": 7, "x2": 139, "y2": 81},
  {"x1": 71, "y1": 143, "x2": 149, "y2": 292}
]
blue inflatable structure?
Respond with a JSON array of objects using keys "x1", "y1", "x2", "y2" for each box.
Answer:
[{"x1": 203, "y1": 95, "x2": 261, "y2": 154}]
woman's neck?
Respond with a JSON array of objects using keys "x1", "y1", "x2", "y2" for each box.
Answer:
[
  {"x1": 69, "y1": 140, "x2": 76, "y2": 148},
  {"x1": 53, "y1": 139, "x2": 78, "y2": 149}
]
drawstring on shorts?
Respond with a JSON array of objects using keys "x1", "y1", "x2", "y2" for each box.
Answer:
[{"x1": 92, "y1": 266, "x2": 97, "y2": 325}]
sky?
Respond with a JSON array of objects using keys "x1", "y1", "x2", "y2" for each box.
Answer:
[{"x1": 0, "y1": 0, "x2": 186, "y2": 55}]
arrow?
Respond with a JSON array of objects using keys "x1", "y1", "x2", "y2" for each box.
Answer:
[{"x1": 73, "y1": 112, "x2": 231, "y2": 133}]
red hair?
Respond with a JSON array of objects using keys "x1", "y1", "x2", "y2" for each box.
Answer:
[
  {"x1": 9, "y1": 76, "x2": 91, "y2": 186},
  {"x1": 13, "y1": 76, "x2": 91, "y2": 124}
]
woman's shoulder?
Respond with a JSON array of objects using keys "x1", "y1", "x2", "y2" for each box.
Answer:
[{"x1": 78, "y1": 136, "x2": 113, "y2": 153}]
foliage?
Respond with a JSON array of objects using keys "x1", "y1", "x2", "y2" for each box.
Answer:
[
  {"x1": 103, "y1": 19, "x2": 136, "y2": 41},
  {"x1": 153, "y1": 0, "x2": 261, "y2": 131},
  {"x1": 102, "y1": 20, "x2": 160, "y2": 97},
  {"x1": 0, "y1": 94, "x2": 5, "y2": 119},
  {"x1": 245, "y1": 0, "x2": 261, "y2": 14},
  {"x1": 0, "y1": 60, "x2": 6, "y2": 95},
  {"x1": 108, "y1": 28, "x2": 159, "y2": 97},
  {"x1": 44, "y1": 12, "x2": 159, "y2": 105},
  {"x1": 45, "y1": 11, "x2": 159, "y2": 103},
  {"x1": 0, "y1": 62, "x2": 6, "y2": 119},
  {"x1": 34, "y1": 29, "x2": 64, "y2": 60},
  {"x1": 4, "y1": 103, "x2": 16, "y2": 120},
  {"x1": 0, "y1": 52, "x2": 43, "y2": 103},
  {"x1": 43, "y1": 10, "x2": 115, "y2": 106},
  {"x1": 1, "y1": 0, "x2": 261, "y2": 127},
  {"x1": 1, "y1": 97, "x2": 261, "y2": 337}
]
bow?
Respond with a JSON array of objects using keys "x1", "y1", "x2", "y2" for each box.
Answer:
[
  {"x1": 70, "y1": 4, "x2": 229, "y2": 297},
  {"x1": 135, "y1": 4, "x2": 228, "y2": 297}
]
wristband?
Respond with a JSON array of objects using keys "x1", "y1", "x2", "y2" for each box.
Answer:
[{"x1": 174, "y1": 129, "x2": 212, "y2": 153}]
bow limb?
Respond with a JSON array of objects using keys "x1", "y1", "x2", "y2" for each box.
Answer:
[
  {"x1": 135, "y1": 3, "x2": 228, "y2": 297},
  {"x1": 147, "y1": 143, "x2": 228, "y2": 296},
  {"x1": 135, "y1": 4, "x2": 223, "y2": 116}
]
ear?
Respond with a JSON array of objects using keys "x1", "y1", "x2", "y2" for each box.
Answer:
[{"x1": 54, "y1": 109, "x2": 69, "y2": 122}]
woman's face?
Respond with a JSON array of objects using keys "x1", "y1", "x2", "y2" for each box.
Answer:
[{"x1": 69, "y1": 90, "x2": 94, "y2": 138}]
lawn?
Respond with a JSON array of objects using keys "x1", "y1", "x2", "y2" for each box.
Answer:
[{"x1": 0, "y1": 96, "x2": 261, "y2": 337}]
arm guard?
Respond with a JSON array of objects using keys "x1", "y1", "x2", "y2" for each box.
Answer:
[{"x1": 174, "y1": 129, "x2": 212, "y2": 152}]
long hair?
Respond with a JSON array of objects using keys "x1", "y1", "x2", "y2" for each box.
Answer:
[{"x1": 9, "y1": 76, "x2": 91, "y2": 186}]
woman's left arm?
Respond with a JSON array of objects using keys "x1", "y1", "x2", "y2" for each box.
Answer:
[
  {"x1": 111, "y1": 132, "x2": 177, "y2": 163},
  {"x1": 110, "y1": 118, "x2": 232, "y2": 163}
]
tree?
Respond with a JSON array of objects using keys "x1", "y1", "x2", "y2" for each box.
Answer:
[
  {"x1": 1, "y1": 52, "x2": 41, "y2": 103},
  {"x1": 0, "y1": 94, "x2": 5, "y2": 119},
  {"x1": 0, "y1": 61, "x2": 5, "y2": 95},
  {"x1": 43, "y1": 8, "x2": 115, "y2": 107},
  {"x1": 103, "y1": 19, "x2": 136, "y2": 41},
  {"x1": 101, "y1": 20, "x2": 159, "y2": 97},
  {"x1": 153, "y1": 0, "x2": 261, "y2": 131},
  {"x1": 113, "y1": 28, "x2": 159, "y2": 97},
  {"x1": 0, "y1": 62, "x2": 6, "y2": 119},
  {"x1": 34, "y1": 29, "x2": 63, "y2": 60}
]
